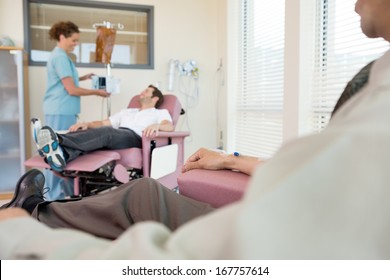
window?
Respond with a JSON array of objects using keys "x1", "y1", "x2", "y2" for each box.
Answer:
[
  {"x1": 23, "y1": 0, "x2": 154, "y2": 69},
  {"x1": 228, "y1": 0, "x2": 389, "y2": 159},
  {"x1": 309, "y1": 0, "x2": 389, "y2": 132},
  {"x1": 230, "y1": 0, "x2": 285, "y2": 159}
]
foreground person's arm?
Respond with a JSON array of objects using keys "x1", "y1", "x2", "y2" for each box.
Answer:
[{"x1": 182, "y1": 148, "x2": 262, "y2": 176}]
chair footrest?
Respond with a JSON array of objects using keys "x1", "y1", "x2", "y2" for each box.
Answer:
[{"x1": 24, "y1": 151, "x2": 121, "y2": 172}]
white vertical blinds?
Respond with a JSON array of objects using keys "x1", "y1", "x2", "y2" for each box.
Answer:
[
  {"x1": 234, "y1": 0, "x2": 285, "y2": 158},
  {"x1": 310, "y1": 0, "x2": 389, "y2": 132}
]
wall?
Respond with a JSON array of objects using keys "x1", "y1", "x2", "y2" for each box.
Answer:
[{"x1": 0, "y1": 0, "x2": 227, "y2": 159}]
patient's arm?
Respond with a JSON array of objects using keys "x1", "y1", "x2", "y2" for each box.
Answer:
[
  {"x1": 143, "y1": 119, "x2": 174, "y2": 137},
  {"x1": 182, "y1": 148, "x2": 262, "y2": 176}
]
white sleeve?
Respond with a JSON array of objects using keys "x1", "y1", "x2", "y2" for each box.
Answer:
[
  {"x1": 108, "y1": 110, "x2": 125, "y2": 129},
  {"x1": 157, "y1": 109, "x2": 172, "y2": 123}
]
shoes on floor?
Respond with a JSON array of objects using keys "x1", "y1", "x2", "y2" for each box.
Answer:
[{"x1": 0, "y1": 169, "x2": 45, "y2": 209}]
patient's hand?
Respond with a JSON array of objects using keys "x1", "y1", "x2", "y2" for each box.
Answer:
[
  {"x1": 0, "y1": 208, "x2": 30, "y2": 221},
  {"x1": 143, "y1": 124, "x2": 160, "y2": 138},
  {"x1": 69, "y1": 123, "x2": 88, "y2": 132},
  {"x1": 182, "y1": 148, "x2": 228, "y2": 172}
]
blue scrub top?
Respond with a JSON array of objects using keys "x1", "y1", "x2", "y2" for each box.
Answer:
[{"x1": 43, "y1": 47, "x2": 81, "y2": 115}]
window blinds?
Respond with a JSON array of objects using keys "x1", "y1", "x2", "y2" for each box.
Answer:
[
  {"x1": 310, "y1": 0, "x2": 389, "y2": 132},
  {"x1": 234, "y1": 0, "x2": 285, "y2": 158},
  {"x1": 231, "y1": 0, "x2": 388, "y2": 158}
]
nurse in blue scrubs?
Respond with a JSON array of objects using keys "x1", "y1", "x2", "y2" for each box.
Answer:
[{"x1": 43, "y1": 21, "x2": 110, "y2": 200}]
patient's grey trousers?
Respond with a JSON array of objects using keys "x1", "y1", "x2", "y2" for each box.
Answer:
[
  {"x1": 31, "y1": 178, "x2": 215, "y2": 240},
  {"x1": 58, "y1": 126, "x2": 142, "y2": 162}
]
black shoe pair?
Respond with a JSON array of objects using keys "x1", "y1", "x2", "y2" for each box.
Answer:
[{"x1": 0, "y1": 169, "x2": 45, "y2": 209}]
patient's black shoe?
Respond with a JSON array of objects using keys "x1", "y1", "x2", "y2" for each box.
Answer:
[{"x1": 0, "y1": 169, "x2": 45, "y2": 209}]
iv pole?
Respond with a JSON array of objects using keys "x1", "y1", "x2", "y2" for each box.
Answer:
[{"x1": 92, "y1": 21, "x2": 124, "y2": 117}]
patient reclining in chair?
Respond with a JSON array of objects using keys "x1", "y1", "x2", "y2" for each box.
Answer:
[{"x1": 31, "y1": 85, "x2": 174, "y2": 172}]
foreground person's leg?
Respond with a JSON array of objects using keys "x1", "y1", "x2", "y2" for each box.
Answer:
[{"x1": 33, "y1": 178, "x2": 215, "y2": 240}]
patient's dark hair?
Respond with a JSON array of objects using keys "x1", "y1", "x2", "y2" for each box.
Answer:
[
  {"x1": 148, "y1": 84, "x2": 164, "y2": 108},
  {"x1": 49, "y1": 21, "x2": 80, "y2": 41}
]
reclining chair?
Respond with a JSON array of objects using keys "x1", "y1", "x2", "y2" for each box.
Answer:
[
  {"x1": 24, "y1": 94, "x2": 189, "y2": 196},
  {"x1": 177, "y1": 169, "x2": 250, "y2": 208}
]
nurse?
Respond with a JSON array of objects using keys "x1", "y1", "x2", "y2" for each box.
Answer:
[{"x1": 42, "y1": 21, "x2": 110, "y2": 200}]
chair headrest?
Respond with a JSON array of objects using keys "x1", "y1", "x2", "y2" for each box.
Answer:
[{"x1": 128, "y1": 94, "x2": 183, "y2": 127}]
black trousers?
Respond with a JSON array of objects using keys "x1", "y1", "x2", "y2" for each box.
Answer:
[{"x1": 32, "y1": 178, "x2": 215, "y2": 240}]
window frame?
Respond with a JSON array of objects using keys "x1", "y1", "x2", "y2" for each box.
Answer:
[
  {"x1": 23, "y1": 0, "x2": 155, "y2": 69},
  {"x1": 227, "y1": 0, "x2": 285, "y2": 159}
]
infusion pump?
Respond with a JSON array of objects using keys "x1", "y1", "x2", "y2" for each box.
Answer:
[{"x1": 91, "y1": 75, "x2": 120, "y2": 94}]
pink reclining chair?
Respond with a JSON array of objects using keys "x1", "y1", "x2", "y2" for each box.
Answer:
[
  {"x1": 25, "y1": 94, "x2": 189, "y2": 196},
  {"x1": 177, "y1": 169, "x2": 250, "y2": 208}
]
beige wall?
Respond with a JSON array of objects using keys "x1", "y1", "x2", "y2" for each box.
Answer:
[{"x1": 0, "y1": 0, "x2": 227, "y2": 158}]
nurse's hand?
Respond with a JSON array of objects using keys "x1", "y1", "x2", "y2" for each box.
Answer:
[
  {"x1": 79, "y1": 73, "x2": 95, "y2": 81},
  {"x1": 96, "y1": 89, "x2": 111, "y2": 97}
]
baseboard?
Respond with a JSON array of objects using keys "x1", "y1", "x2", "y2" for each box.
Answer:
[{"x1": 0, "y1": 193, "x2": 13, "y2": 200}]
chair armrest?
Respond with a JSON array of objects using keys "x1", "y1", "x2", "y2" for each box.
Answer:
[
  {"x1": 178, "y1": 169, "x2": 251, "y2": 207},
  {"x1": 141, "y1": 131, "x2": 190, "y2": 178},
  {"x1": 143, "y1": 131, "x2": 190, "y2": 139}
]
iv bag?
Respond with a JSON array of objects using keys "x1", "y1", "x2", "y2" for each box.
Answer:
[{"x1": 95, "y1": 27, "x2": 116, "y2": 64}]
